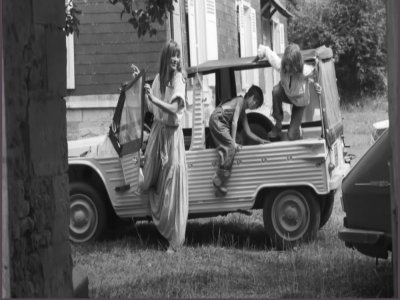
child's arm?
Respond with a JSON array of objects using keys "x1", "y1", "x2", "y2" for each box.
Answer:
[
  {"x1": 303, "y1": 64, "x2": 315, "y2": 78},
  {"x1": 304, "y1": 66, "x2": 322, "y2": 94},
  {"x1": 231, "y1": 98, "x2": 243, "y2": 144},
  {"x1": 241, "y1": 114, "x2": 269, "y2": 144},
  {"x1": 257, "y1": 45, "x2": 281, "y2": 71}
]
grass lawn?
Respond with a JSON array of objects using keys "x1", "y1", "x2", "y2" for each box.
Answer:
[{"x1": 72, "y1": 97, "x2": 393, "y2": 298}]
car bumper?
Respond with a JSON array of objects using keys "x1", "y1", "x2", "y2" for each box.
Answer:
[{"x1": 338, "y1": 228, "x2": 387, "y2": 245}]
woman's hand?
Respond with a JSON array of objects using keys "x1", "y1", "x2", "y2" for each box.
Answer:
[
  {"x1": 314, "y1": 82, "x2": 322, "y2": 94},
  {"x1": 144, "y1": 83, "x2": 153, "y2": 101},
  {"x1": 131, "y1": 64, "x2": 140, "y2": 77}
]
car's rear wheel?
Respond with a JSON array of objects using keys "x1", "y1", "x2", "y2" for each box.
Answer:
[
  {"x1": 69, "y1": 182, "x2": 108, "y2": 243},
  {"x1": 263, "y1": 188, "x2": 321, "y2": 249}
]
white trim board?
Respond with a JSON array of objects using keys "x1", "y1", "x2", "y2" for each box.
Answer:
[{"x1": 65, "y1": 94, "x2": 119, "y2": 109}]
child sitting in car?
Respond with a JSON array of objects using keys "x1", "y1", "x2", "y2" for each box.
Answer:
[{"x1": 209, "y1": 85, "x2": 269, "y2": 195}]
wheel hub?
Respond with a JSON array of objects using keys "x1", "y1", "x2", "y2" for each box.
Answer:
[
  {"x1": 271, "y1": 191, "x2": 310, "y2": 241},
  {"x1": 72, "y1": 210, "x2": 89, "y2": 227},
  {"x1": 69, "y1": 193, "x2": 98, "y2": 242},
  {"x1": 282, "y1": 205, "x2": 300, "y2": 226}
]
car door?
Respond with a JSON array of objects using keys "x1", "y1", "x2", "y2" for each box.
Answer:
[{"x1": 108, "y1": 70, "x2": 150, "y2": 217}]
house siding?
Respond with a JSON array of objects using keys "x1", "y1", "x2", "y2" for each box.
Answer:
[
  {"x1": 215, "y1": 0, "x2": 262, "y2": 60},
  {"x1": 216, "y1": 1, "x2": 238, "y2": 59},
  {"x1": 66, "y1": 0, "x2": 291, "y2": 140},
  {"x1": 70, "y1": 0, "x2": 168, "y2": 96}
]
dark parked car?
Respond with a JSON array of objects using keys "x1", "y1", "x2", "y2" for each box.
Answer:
[{"x1": 339, "y1": 127, "x2": 392, "y2": 259}]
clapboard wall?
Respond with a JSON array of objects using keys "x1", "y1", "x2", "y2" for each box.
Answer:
[{"x1": 70, "y1": 0, "x2": 168, "y2": 96}]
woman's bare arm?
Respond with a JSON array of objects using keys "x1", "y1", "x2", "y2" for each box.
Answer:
[{"x1": 144, "y1": 83, "x2": 182, "y2": 115}]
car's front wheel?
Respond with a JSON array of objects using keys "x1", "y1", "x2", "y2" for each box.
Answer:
[
  {"x1": 263, "y1": 188, "x2": 321, "y2": 249},
  {"x1": 69, "y1": 182, "x2": 108, "y2": 243}
]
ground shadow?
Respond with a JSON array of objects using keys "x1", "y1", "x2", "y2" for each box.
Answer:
[{"x1": 101, "y1": 213, "x2": 272, "y2": 251}]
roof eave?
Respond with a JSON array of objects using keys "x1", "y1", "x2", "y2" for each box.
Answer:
[{"x1": 262, "y1": 0, "x2": 294, "y2": 19}]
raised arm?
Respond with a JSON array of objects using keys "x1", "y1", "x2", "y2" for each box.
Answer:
[{"x1": 257, "y1": 45, "x2": 282, "y2": 71}]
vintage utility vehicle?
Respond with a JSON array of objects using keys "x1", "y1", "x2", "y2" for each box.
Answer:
[{"x1": 68, "y1": 46, "x2": 350, "y2": 249}]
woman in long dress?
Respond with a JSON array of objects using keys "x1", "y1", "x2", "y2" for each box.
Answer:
[{"x1": 142, "y1": 40, "x2": 188, "y2": 253}]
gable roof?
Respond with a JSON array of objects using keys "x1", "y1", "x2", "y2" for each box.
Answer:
[{"x1": 261, "y1": 0, "x2": 294, "y2": 19}]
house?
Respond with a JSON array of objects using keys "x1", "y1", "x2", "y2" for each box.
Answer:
[{"x1": 65, "y1": 0, "x2": 293, "y2": 139}]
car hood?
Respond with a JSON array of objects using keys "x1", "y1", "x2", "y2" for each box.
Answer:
[{"x1": 68, "y1": 135, "x2": 107, "y2": 158}]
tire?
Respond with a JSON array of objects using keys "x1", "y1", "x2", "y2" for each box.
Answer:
[
  {"x1": 245, "y1": 123, "x2": 270, "y2": 145},
  {"x1": 236, "y1": 113, "x2": 274, "y2": 145},
  {"x1": 69, "y1": 182, "x2": 108, "y2": 243},
  {"x1": 319, "y1": 191, "x2": 335, "y2": 229},
  {"x1": 236, "y1": 123, "x2": 269, "y2": 145},
  {"x1": 263, "y1": 188, "x2": 321, "y2": 250}
]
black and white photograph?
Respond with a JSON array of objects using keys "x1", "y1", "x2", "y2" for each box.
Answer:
[{"x1": 1, "y1": 0, "x2": 399, "y2": 298}]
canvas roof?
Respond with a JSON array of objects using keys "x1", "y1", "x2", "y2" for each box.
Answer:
[{"x1": 187, "y1": 46, "x2": 333, "y2": 76}]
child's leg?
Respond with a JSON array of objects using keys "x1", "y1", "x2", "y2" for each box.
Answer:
[
  {"x1": 209, "y1": 110, "x2": 235, "y2": 195},
  {"x1": 288, "y1": 105, "x2": 305, "y2": 140},
  {"x1": 212, "y1": 140, "x2": 235, "y2": 195},
  {"x1": 269, "y1": 83, "x2": 289, "y2": 139}
]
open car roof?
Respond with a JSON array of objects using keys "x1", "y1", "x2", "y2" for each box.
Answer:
[{"x1": 186, "y1": 45, "x2": 333, "y2": 77}]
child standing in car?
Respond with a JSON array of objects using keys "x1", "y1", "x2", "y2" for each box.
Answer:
[
  {"x1": 257, "y1": 43, "x2": 322, "y2": 140},
  {"x1": 209, "y1": 85, "x2": 269, "y2": 195}
]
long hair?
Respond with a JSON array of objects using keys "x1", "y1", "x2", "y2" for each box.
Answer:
[
  {"x1": 281, "y1": 43, "x2": 303, "y2": 75},
  {"x1": 158, "y1": 40, "x2": 182, "y2": 94}
]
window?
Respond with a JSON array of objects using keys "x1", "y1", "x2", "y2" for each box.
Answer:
[
  {"x1": 184, "y1": 0, "x2": 218, "y2": 128},
  {"x1": 237, "y1": 0, "x2": 258, "y2": 92},
  {"x1": 186, "y1": 0, "x2": 218, "y2": 66}
]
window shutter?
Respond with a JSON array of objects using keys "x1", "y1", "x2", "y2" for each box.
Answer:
[
  {"x1": 238, "y1": 1, "x2": 245, "y2": 58},
  {"x1": 279, "y1": 23, "x2": 285, "y2": 53},
  {"x1": 237, "y1": 1, "x2": 247, "y2": 89},
  {"x1": 272, "y1": 20, "x2": 280, "y2": 85},
  {"x1": 172, "y1": 0, "x2": 183, "y2": 50},
  {"x1": 205, "y1": 0, "x2": 218, "y2": 60},
  {"x1": 187, "y1": 0, "x2": 198, "y2": 66},
  {"x1": 250, "y1": 7, "x2": 258, "y2": 86}
]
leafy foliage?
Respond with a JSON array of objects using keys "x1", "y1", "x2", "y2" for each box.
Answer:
[
  {"x1": 109, "y1": 0, "x2": 176, "y2": 37},
  {"x1": 64, "y1": 0, "x2": 81, "y2": 36},
  {"x1": 287, "y1": 0, "x2": 387, "y2": 99}
]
